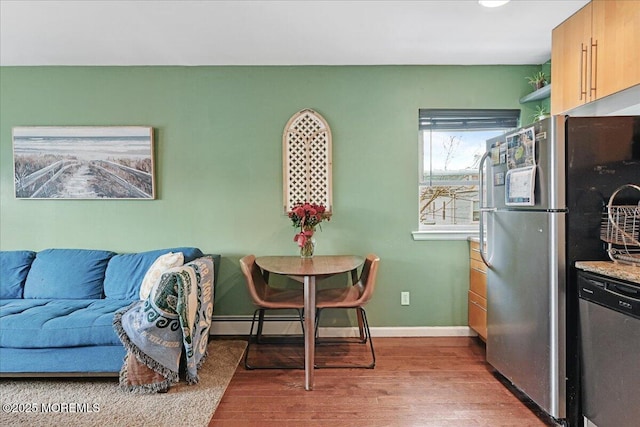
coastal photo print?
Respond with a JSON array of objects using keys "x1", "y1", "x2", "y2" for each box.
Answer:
[{"x1": 12, "y1": 126, "x2": 155, "y2": 199}]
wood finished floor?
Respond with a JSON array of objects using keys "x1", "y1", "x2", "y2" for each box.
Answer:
[{"x1": 209, "y1": 336, "x2": 559, "y2": 427}]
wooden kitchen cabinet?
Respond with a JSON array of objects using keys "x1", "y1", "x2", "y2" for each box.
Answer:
[
  {"x1": 551, "y1": 2, "x2": 592, "y2": 114},
  {"x1": 468, "y1": 239, "x2": 487, "y2": 341},
  {"x1": 591, "y1": 0, "x2": 640, "y2": 100},
  {"x1": 551, "y1": 0, "x2": 640, "y2": 114}
]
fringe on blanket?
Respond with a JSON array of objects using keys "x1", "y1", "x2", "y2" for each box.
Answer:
[
  {"x1": 119, "y1": 353, "x2": 174, "y2": 394},
  {"x1": 186, "y1": 349, "x2": 209, "y2": 385},
  {"x1": 113, "y1": 304, "x2": 179, "y2": 393}
]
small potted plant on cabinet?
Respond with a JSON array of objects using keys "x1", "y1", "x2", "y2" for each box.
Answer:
[{"x1": 526, "y1": 71, "x2": 547, "y2": 90}]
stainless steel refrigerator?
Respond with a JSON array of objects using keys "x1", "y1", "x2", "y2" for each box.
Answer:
[{"x1": 478, "y1": 115, "x2": 640, "y2": 427}]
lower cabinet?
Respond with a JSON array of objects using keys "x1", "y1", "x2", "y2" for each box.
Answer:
[{"x1": 468, "y1": 239, "x2": 487, "y2": 341}]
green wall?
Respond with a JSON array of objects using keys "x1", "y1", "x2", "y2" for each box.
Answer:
[{"x1": 0, "y1": 65, "x2": 538, "y2": 327}]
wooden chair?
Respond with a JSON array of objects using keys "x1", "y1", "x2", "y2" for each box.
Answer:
[
  {"x1": 314, "y1": 253, "x2": 380, "y2": 368},
  {"x1": 239, "y1": 254, "x2": 305, "y2": 370}
]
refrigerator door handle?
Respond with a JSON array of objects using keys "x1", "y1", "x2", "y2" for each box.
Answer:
[{"x1": 478, "y1": 151, "x2": 493, "y2": 268}]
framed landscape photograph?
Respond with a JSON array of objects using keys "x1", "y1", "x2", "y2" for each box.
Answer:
[{"x1": 13, "y1": 126, "x2": 155, "y2": 199}]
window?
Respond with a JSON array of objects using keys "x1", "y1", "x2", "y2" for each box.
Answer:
[{"x1": 417, "y1": 109, "x2": 519, "y2": 237}]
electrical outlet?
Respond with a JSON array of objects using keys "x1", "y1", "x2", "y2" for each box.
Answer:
[{"x1": 401, "y1": 291, "x2": 410, "y2": 306}]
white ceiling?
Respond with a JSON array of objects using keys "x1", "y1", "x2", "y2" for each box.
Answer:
[{"x1": 0, "y1": 0, "x2": 590, "y2": 66}]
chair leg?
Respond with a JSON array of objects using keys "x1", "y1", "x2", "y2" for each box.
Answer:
[
  {"x1": 356, "y1": 308, "x2": 366, "y2": 342},
  {"x1": 244, "y1": 308, "x2": 305, "y2": 370},
  {"x1": 314, "y1": 308, "x2": 322, "y2": 339},
  {"x1": 314, "y1": 307, "x2": 375, "y2": 369},
  {"x1": 360, "y1": 307, "x2": 376, "y2": 368},
  {"x1": 256, "y1": 309, "x2": 266, "y2": 344},
  {"x1": 243, "y1": 309, "x2": 261, "y2": 370},
  {"x1": 297, "y1": 308, "x2": 305, "y2": 332}
]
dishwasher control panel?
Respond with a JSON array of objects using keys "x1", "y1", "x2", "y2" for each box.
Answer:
[{"x1": 578, "y1": 271, "x2": 640, "y2": 320}]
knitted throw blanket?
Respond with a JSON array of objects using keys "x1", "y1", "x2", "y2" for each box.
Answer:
[{"x1": 113, "y1": 256, "x2": 214, "y2": 393}]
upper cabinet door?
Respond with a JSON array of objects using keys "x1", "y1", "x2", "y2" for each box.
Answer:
[
  {"x1": 551, "y1": 2, "x2": 592, "y2": 115},
  {"x1": 591, "y1": 0, "x2": 640, "y2": 100}
]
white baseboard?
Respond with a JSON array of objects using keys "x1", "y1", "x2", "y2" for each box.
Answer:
[{"x1": 209, "y1": 315, "x2": 476, "y2": 337}]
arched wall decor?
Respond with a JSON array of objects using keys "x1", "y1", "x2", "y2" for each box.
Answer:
[{"x1": 282, "y1": 108, "x2": 333, "y2": 213}]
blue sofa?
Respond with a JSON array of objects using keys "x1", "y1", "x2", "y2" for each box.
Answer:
[{"x1": 0, "y1": 247, "x2": 220, "y2": 376}]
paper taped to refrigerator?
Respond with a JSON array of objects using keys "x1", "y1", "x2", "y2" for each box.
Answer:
[
  {"x1": 505, "y1": 166, "x2": 536, "y2": 206},
  {"x1": 506, "y1": 127, "x2": 536, "y2": 170}
]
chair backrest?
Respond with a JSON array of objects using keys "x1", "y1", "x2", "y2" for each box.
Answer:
[
  {"x1": 356, "y1": 253, "x2": 380, "y2": 305},
  {"x1": 239, "y1": 254, "x2": 269, "y2": 306}
]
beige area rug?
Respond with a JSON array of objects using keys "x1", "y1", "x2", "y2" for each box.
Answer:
[{"x1": 0, "y1": 339, "x2": 246, "y2": 427}]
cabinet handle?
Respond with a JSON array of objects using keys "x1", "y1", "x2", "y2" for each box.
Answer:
[
  {"x1": 590, "y1": 38, "x2": 597, "y2": 99},
  {"x1": 580, "y1": 43, "x2": 588, "y2": 100}
]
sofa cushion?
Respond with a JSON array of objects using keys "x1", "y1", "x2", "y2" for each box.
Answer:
[
  {"x1": 103, "y1": 247, "x2": 203, "y2": 300},
  {"x1": 23, "y1": 249, "x2": 116, "y2": 299},
  {"x1": 0, "y1": 250, "x2": 36, "y2": 298},
  {"x1": 0, "y1": 299, "x2": 134, "y2": 348}
]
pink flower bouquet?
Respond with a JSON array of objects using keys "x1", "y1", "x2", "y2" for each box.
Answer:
[{"x1": 288, "y1": 202, "x2": 331, "y2": 256}]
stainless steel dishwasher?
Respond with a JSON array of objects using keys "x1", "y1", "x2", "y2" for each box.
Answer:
[{"x1": 578, "y1": 270, "x2": 640, "y2": 427}]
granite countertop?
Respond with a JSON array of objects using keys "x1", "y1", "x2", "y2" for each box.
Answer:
[{"x1": 575, "y1": 261, "x2": 640, "y2": 284}]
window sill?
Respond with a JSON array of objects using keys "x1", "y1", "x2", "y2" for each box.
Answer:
[{"x1": 412, "y1": 229, "x2": 479, "y2": 241}]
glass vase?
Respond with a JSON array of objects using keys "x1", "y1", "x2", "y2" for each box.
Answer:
[
  {"x1": 300, "y1": 227, "x2": 316, "y2": 258},
  {"x1": 300, "y1": 238, "x2": 315, "y2": 258}
]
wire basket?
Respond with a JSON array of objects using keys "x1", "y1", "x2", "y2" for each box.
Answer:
[{"x1": 600, "y1": 184, "x2": 640, "y2": 266}]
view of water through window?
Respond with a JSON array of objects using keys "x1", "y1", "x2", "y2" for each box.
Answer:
[{"x1": 420, "y1": 129, "x2": 503, "y2": 227}]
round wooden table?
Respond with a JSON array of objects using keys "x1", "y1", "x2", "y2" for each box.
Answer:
[{"x1": 255, "y1": 255, "x2": 364, "y2": 390}]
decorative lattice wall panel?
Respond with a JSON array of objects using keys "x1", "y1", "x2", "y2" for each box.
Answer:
[{"x1": 283, "y1": 109, "x2": 332, "y2": 213}]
